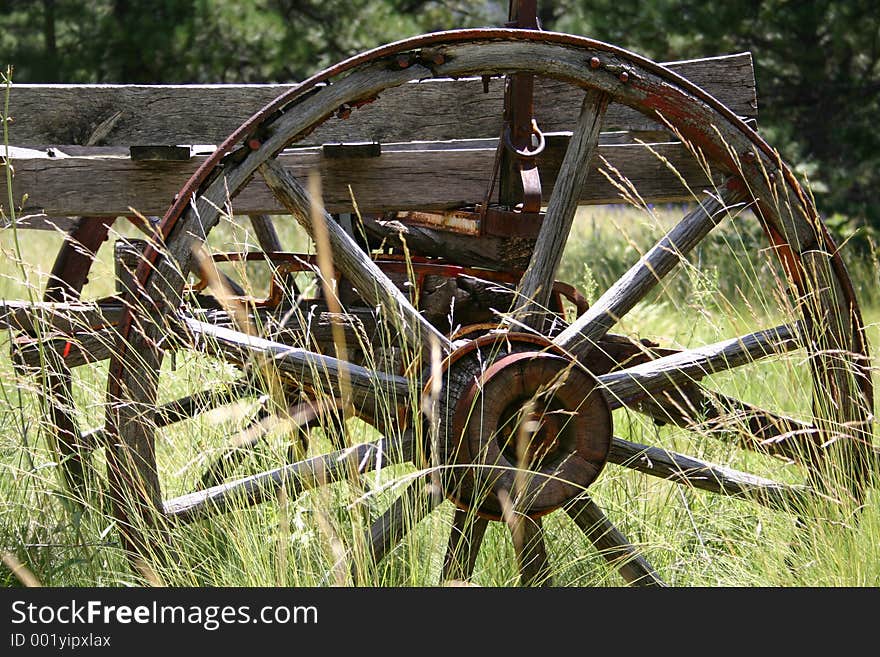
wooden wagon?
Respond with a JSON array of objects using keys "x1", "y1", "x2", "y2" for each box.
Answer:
[{"x1": 1, "y1": 2, "x2": 874, "y2": 585}]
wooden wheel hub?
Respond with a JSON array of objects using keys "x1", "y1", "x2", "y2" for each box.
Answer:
[{"x1": 436, "y1": 334, "x2": 612, "y2": 519}]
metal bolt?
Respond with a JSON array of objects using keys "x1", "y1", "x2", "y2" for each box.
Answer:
[
  {"x1": 396, "y1": 54, "x2": 411, "y2": 69},
  {"x1": 768, "y1": 172, "x2": 777, "y2": 183},
  {"x1": 590, "y1": 57, "x2": 601, "y2": 69},
  {"x1": 619, "y1": 71, "x2": 629, "y2": 83},
  {"x1": 336, "y1": 105, "x2": 352, "y2": 120},
  {"x1": 431, "y1": 53, "x2": 445, "y2": 66},
  {"x1": 744, "y1": 150, "x2": 756, "y2": 161},
  {"x1": 247, "y1": 138, "x2": 261, "y2": 150}
]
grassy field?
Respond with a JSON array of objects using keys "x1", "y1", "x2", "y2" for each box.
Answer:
[{"x1": 1, "y1": 200, "x2": 879, "y2": 588}]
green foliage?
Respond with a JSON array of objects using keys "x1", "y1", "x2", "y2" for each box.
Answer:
[
  {"x1": 549, "y1": 0, "x2": 880, "y2": 241},
  {"x1": 0, "y1": 1, "x2": 504, "y2": 83},
  {"x1": 3, "y1": 1, "x2": 875, "y2": 233}
]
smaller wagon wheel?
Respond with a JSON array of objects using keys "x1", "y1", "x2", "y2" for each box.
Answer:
[
  {"x1": 102, "y1": 30, "x2": 873, "y2": 585},
  {"x1": 15, "y1": 211, "x2": 325, "y2": 505}
]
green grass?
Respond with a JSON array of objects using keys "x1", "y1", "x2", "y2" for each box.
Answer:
[{"x1": 1, "y1": 199, "x2": 879, "y2": 588}]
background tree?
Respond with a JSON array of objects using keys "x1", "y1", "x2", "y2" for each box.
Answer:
[{"x1": 552, "y1": 0, "x2": 880, "y2": 240}]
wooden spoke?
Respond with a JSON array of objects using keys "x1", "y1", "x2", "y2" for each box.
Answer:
[
  {"x1": 197, "y1": 406, "x2": 273, "y2": 489},
  {"x1": 198, "y1": 399, "x2": 340, "y2": 489},
  {"x1": 248, "y1": 214, "x2": 284, "y2": 254},
  {"x1": 628, "y1": 383, "x2": 821, "y2": 463},
  {"x1": 164, "y1": 430, "x2": 414, "y2": 523},
  {"x1": 554, "y1": 189, "x2": 740, "y2": 359},
  {"x1": 220, "y1": 272, "x2": 247, "y2": 298},
  {"x1": 182, "y1": 316, "x2": 411, "y2": 409},
  {"x1": 566, "y1": 496, "x2": 665, "y2": 586},
  {"x1": 509, "y1": 515, "x2": 552, "y2": 587},
  {"x1": 41, "y1": 351, "x2": 90, "y2": 499},
  {"x1": 80, "y1": 378, "x2": 259, "y2": 451},
  {"x1": 597, "y1": 323, "x2": 803, "y2": 406},
  {"x1": 363, "y1": 478, "x2": 440, "y2": 568},
  {"x1": 156, "y1": 378, "x2": 259, "y2": 426},
  {"x1": 609, "y1": 436, "x2": 815, "y2": 511},
  {"x1": 258, "y1": 159, "x2": 453, "y2": 357},
  {"x1": 249, "y1": 213, "x2": 300, "y2": 298},
  {"x1": 515, "y1": 90, "x2": 609, "y2": 329},
  {"x1": 442, "y1": 508, "x2": 489, "y2": 584}
]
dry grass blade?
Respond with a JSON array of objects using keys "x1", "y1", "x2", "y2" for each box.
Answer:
[{"x1": 1, "y1": 551, "x2": 42, "y2": 587}]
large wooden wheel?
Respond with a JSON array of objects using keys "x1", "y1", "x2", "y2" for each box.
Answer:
[{"x1": 97, "y1": 29, "x2": 873, "y2": 585}]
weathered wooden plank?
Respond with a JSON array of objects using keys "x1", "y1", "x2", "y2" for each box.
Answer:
[
  {"x1": 6, "y1": 54, "x2": 756, "y2": 148},
  {"x1": 4, "y1": 139, "x2": 715, "y2": 218}
]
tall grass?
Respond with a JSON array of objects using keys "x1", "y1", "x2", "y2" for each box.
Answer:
[
  {"x1": 1, "y1": 196, "x2": 877, "y2": 587},
  {"x1": 2, "y1": 64, "x2": 879, "y2": 587}
]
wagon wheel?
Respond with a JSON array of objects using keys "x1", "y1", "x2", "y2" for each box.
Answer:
[
  {"x1": 103, "y1": 29, "x2": 874, "y2": 585},
  {"x1": 21, "y1": 211, "x2": 321, "y2": 504}
]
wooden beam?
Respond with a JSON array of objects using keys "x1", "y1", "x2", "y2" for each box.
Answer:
[
  {"x1": 4, "y1": 139, "x2": 716, "y2": 218},
  {"x1": 6, "y1": 53, "x2": 756, "y2": 148}
]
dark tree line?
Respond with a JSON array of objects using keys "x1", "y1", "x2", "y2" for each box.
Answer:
[
  {"x1": 2, "y1": 0, "x2": 878, "y2": 238},
  {"x1": 554, "y1": 0, "x2": 880, "y2": 242}
]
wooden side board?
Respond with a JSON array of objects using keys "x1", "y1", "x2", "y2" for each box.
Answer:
[
  {"x1": 6, "y1": 53, "x2": 755, "y2": 148},
  {"x1": 1, "y1": 52, "x2": 752, "y2": 222},
  {"x1": 4, "y1": 138, "x2": 718, "y2": 217}
]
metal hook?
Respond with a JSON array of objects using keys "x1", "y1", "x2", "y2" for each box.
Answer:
[{"x1": 503, "y1": 119, "x2": 546, "y2": 158}]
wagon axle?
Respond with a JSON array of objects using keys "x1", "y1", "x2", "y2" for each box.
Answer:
[{"x1": 430, "y1": 333, "x2": 612, "y2": 519}]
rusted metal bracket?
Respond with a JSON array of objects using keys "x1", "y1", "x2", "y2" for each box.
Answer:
[
  {"x1": 490, "y1": 0, "x2": 545, "y2": 230},
  {"x1": 129, "y1": 145, "x2": 193, "y2": 161},
  {"x1": 322, "y1": 142, "x2": 382, "y2": 159}
]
